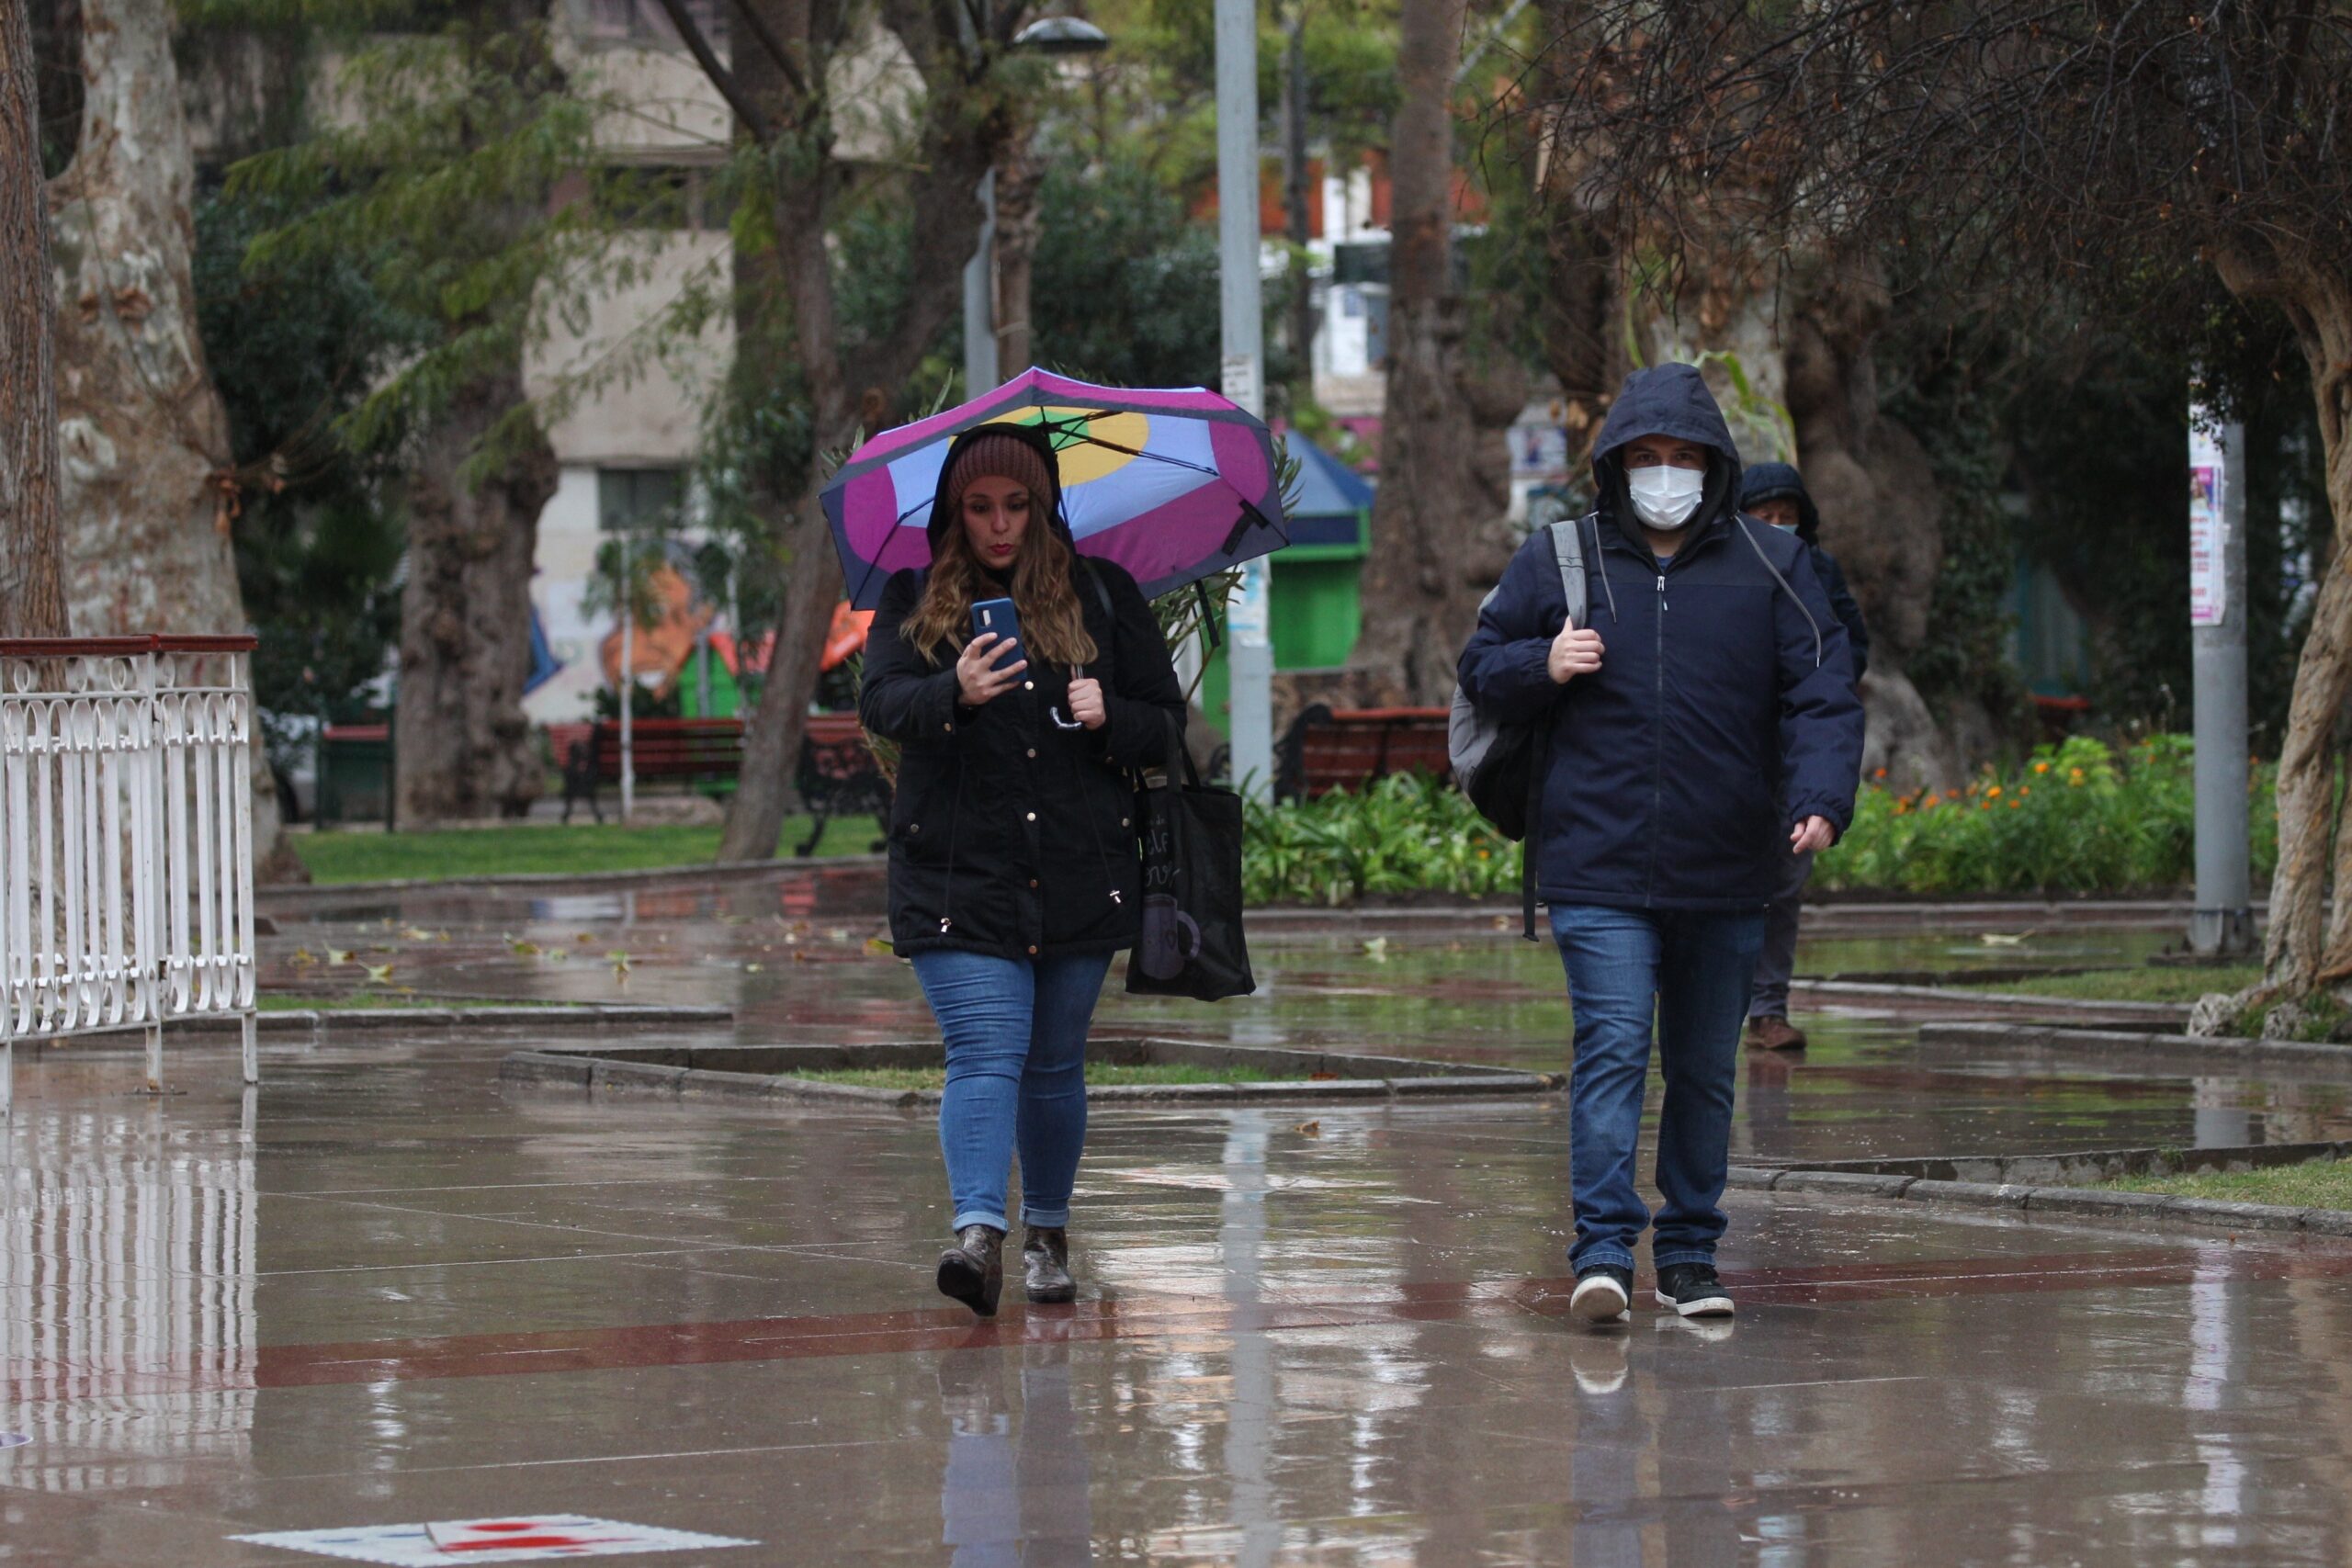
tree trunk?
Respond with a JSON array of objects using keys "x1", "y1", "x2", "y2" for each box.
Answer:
[
  {"x1": 1281, "y1": 4, "x2": 1315, "y2": 384},
  {"x1": 2216, "y1": 251, "x2": 2352, "y2": 1012},
  {"x1": 716, "y1": 188, "x2": 857, "y2": 863},
  {"x1": 394, "y1": 371, "x2": 558, "y2": 822},
  {"x1": 0, "y1": 0, "x2": 65, "y2": 637},
  {"x1": 1351, "y1": 0, "x2": 1524, "y2": 704},
  {"x1": 46, "y1": 0, "x2": 293, "y2": 874},
  {"x1": 1781, "y1": 263, "x2": 1960, "y2": 792},
  {"x1": 992, "y1": 130, "x2": 1040, "y2": 377}
]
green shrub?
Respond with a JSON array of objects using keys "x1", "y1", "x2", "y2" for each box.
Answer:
[
  {"x1": 1238, "y1": 735, "x2": 2273, "y2": 905},
  {"x1": 1243, "y1": 773, "x2": 1519, "y2": 906},
  {"x1": 1815, "y1": 734, "x2": 2276, "y2": 896}
]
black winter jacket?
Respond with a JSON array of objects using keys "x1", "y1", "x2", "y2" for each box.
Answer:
[
  {"x1": 858, "y1": 427, "x2": 1186, "y2": 961},
  {"x1": 1457, "y1": 365, "x2": 1866, "y2": 911},
  {"x1": 1740, "y1": 460, "x2": 1871, "y2": 681}
]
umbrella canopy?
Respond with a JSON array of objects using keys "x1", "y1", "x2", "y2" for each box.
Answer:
[{"x1": 823, "y1": 368, "x2": 1289, "y2": 610}]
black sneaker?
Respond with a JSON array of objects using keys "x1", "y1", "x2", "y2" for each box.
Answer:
[
  {"x1": 1653, "y1": 1261, "x2": 1735, "y2": 1318},
  {"x1": 1568, "y1": 1263, "x2": 1633, "y2": 1324}
]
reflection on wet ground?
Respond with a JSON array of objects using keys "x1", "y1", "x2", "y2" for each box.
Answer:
[{"x1": 2, "y1": 871, "x2": 2346, "y2": 1563}]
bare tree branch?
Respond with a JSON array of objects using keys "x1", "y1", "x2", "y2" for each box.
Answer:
[{"x1": 652, "y1": 0, "x2": 775, "y2": 142}]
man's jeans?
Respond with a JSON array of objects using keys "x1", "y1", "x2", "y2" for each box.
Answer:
[
  {"x1": 1551, "y1": 904, "x2": 1766, "y2": 1272},
  {"x1": 911, "y1": 950, "x2": 1113, "y2": 1235},
  {"x1": 1748, "y1": 845, "x2": 1815, "y2": 1020}
]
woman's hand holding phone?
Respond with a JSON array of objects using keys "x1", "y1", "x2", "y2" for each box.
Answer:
[{"x1": 956, "y1": 633, "x2": 1027, "y2": 706}]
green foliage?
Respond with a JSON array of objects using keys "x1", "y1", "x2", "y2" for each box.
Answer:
[
  {"x1": 1814, "y1": 734, "x2": 2277, "y2": 896},
  {"x1": 194, "y1": 183, "x2": 419, "y2": 749},
  {"x1": 1029, "y1": 152, "x2": 1226, "y2": 389},
  {"x1": 1243, "y1": 773, "x2": 1520, "y2": 906},
  {"x1": 2101, "y1": 1156, "x2": 2352, "y2": 1210},
  {"x1": 288, "y1": 819, "x2": 874, "y2": 884}
]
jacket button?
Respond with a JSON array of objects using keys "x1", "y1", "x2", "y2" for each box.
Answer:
[
  {"x1": 1029, "y1": 878, "x2": 1039, "y2": 888},
  {"x1": 1024, "y1": 811, "x2": 1036, "y2": 822},
  {"x1": 1023, "y1": 681, "x2": 1035, "y2": 691},
  {"x1": 1026, "y1": 945, "x2": 1038, "y2": 955},
  {"x1": 909, "y1": 823, "x2": 920, "y2": 834},
  {"x1": 943, "y1": 722, "x2": 953, "y2": 732},
  {"x1": 1120, "y1": 817, "x2": 1130, "y2": 828},
  {"x1": 1026, "y1": 748, "x2": 1036, "y2": 759}
]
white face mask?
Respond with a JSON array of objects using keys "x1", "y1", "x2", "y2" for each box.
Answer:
[{"x1": 1626, "y1": 463, "x2": 1706, "y2": 530}]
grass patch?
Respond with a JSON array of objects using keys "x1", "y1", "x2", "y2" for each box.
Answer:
[
  {"x1": 291, "y1": 818, "x2": 878, "y2": 885},
  {"x1": 257, "y1": 993, "x2": 565, "y2": 1012},
  {"x1": 1955, "y1": 964, "x2": 2260, "y2": 1004},
  {"x1": 2100, "y1": 1157, "x2": 2352, "y2": 1210},
  {"x1": 796, "y1": 1061, "x2": 1293, "y2": 1091}
]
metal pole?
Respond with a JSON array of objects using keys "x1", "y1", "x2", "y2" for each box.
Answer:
[
  {"x1": 2188, "y1": 402, "x2": 2253, "y2": 955},
  {"x1": 1216, "y1": 0, "x2": 1274, "y2": 802},
  {"x1": 963, "y1": 167, "x2": 1000, "y2": 395},
  {"x1": 618, "y1": 540, "x2": 636, "y2": 825}
]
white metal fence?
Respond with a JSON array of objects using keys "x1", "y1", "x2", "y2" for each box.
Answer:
[{"x1": 0, "y1": 637, "x2": 260, "y2": 1111}]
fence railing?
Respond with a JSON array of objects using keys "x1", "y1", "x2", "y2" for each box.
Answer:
[{"x1": 0, "y1": 636, "x2": 260, "y2": 1112}]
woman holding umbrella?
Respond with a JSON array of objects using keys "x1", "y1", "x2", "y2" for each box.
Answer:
[{"x1": 859, "y1": 423, "x2": 1187, "y2": 1317}]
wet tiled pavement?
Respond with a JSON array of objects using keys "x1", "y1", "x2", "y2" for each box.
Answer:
[{"x1": 5, "y1": 870, "x2": 2351, "y2": 1564}]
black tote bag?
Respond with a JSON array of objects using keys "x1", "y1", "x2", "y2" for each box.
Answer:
[{"x1": 1125, "y1": 715, "x2": 1256, "y2": 1000}]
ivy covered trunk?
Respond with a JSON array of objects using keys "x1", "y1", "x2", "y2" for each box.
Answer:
[
  {"x1": 2216, "y1": 254, "x2": 2352, "y2": 1031},
  {"x1": 394, "y1": 372, "x2": 558, "y2": 822},
  {"x1": 1351, "y1": 0, "x2": 1523, "y2": 705}
]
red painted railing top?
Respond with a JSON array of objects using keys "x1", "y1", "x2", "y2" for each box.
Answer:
[{"x1": 0, "y1": 634, "x2": 260, "y2": 659}]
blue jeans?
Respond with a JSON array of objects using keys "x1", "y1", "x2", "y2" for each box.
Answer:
[
  {"x1": 910, "y1": 950, "x2": 1113, "y2": 1235},
  {"x1": 1551, "y1": 905, "x2": 1765, "y2": 1272}
]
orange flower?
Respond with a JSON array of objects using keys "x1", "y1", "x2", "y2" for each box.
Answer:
[
  {"x1": 1874, "y1": 767, "x2": 1888, "y2": 779},
  {"x1": 1986, "y1": 786, "x2": 2003, "y2": 799},
  {"x1": 2018, "y1": 785, "x2": 2030, "y2": 796},
  {"x1": 2008, "y1": 799, "x2": 2021, "y2": 810},
  {"x1": 2033, "y1": 761, "x2": 2050, "y2": 774}
]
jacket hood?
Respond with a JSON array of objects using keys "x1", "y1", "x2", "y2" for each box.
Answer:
[
  {"x1": 1739, "y1": 460, "x2": 1823, "y2": 543},
  {"x1": 924, "y1": 423, "x2": 1072, "y2": 552},
  {"x1": 1590, "y1": 364, "x2": 1743, "y2": 545}
]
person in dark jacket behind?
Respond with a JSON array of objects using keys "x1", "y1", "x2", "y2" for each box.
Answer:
[
  {"x1": 860, "y1": 423, "x2": 1185, "y2": 1318},
  {"x1": 1458, "y1": 365, "x2": 1864, "y2": 1326},
  {"x1": 1737, "y1": 461, "x2": 1869, "y2": 1052}
]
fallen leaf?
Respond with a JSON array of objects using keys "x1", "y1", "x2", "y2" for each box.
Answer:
[
  {"x1": 864, "y1": 936, "x2": 895, "y2": 957},
  {"x1": 1295, "y1": 1121, "x2": 1322, "y2": 1137},
  {"x1": 744, "y1": 963, "x2": 763, "y2": 974},
  {"x1": 401, "y1": 927, "x2": 435, "y2": 942},
  {"x1": 510, "y1": 940, "x2": 541, "y2": 957},
  {"x1": 575, "y1": 932, "x2": 596, "y2": 944},
  {"x1": 327, "y1": 948, "x2": 353, "y2": 965},
  {"x1": 1363, "y1": 937, "x2": 1389, "y2": 963},
  {"x1": 290, "y1": 948, "x2": 317, "y2": 967},
  {"x1": 1310, "y1": 1072, "x2": 1340, "y2": 1081},
  {"x1": 362, "y1": 964, "x2": 394, "y2": 985}
]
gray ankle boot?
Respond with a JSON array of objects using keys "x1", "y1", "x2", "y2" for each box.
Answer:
[
  {"x1": 937, "y1": 1224, "x2": 1005, "y2": 1317},
  {"x1": 1023, "y1": 1226, "x2": 1075, "y2": 1303}
]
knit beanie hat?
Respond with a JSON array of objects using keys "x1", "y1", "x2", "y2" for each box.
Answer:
[{"x1": 944, "y1": 431, "x2": 1057, "y2": 514}]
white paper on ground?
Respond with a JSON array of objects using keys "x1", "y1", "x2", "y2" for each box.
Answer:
[{"x1": 232, "y1": 1515, "x2": 756, "y2": 1564}]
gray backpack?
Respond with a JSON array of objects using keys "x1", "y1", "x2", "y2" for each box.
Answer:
[{"x1": 1448, "y1": 515, "x2": 1591, "y2": 933}]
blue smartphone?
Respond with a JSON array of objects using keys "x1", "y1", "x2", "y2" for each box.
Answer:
[{"x1": 970, "y1": 598, "x2": 1024, "y2": 672}]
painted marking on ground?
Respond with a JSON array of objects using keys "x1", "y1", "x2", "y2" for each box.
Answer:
[{"x1": 232, "y1": 1515, "x2": 756, "y2": 1563}]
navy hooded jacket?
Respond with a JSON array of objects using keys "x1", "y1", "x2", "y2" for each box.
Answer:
[
  {"x1": 1456, "y1": 365, "x2": 1865, "y2": 911},
  {"x1": 1740, "y1": 461, "x2": 1871, "y2": 681}
]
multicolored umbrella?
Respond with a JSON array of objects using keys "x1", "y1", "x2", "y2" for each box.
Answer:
[{"x1": 823, "y1": 368, "x2": 1289, "y2": 610}]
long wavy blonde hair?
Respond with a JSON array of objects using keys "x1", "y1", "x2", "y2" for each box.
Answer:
[{"x1": 902, "y1": 508, "x2": 1100, "y2": 669}]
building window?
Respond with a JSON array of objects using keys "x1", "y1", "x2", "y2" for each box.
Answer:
[
  {"x1": 599, "y1": 468, "x2": 684, "y2": 532},
  {"x1": 573, "y1": 0, "x2": 727, "y2": 49}
]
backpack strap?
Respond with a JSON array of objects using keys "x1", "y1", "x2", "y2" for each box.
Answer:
[
  {"x1": 1082, "y1": 560, "x2": 1115, "y2": 623},
  {"x1": 1521, "y1": 516, "x2": 1591, "y2": 942},
  {"x1": 1550, "y1": 515, "x2": 1589, "y2": 631}
]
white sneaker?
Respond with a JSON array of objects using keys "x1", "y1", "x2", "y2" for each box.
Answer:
[{"x1": 1569, "y1": 1265, "x2": 1632, "y2": 1324}]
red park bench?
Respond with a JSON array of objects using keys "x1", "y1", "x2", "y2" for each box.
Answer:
[
  {"x1": 556, "y1": 715, "x2": 888, "y2": 856},
  {"x1": 1273, "y1": 705, "x2": 1453, "y2": 802}
]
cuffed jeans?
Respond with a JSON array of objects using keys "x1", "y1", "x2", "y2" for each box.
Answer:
[
  {"x1": 1747, "y1": 845, "x2": 1815, "y2": 1020},
  {"x1": 1551, "y1": 904, "x2": 1766, "y2": 1272},
  {"x1": 910, "y1": 949, "x2": 1112, "y2": 1235}
]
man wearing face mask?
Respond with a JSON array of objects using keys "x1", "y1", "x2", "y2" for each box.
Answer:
[
  {"x1": 1458, "y1": 365, "x2": 1864, "y2": 1325},
  {"x1": 1739, "y1": 462, "x2": 1870, "y2": 1053}
]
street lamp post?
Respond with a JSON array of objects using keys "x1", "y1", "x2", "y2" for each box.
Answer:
[{"x1": 1216, "y1": 0, "x2": 1273, "y2": 802}]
